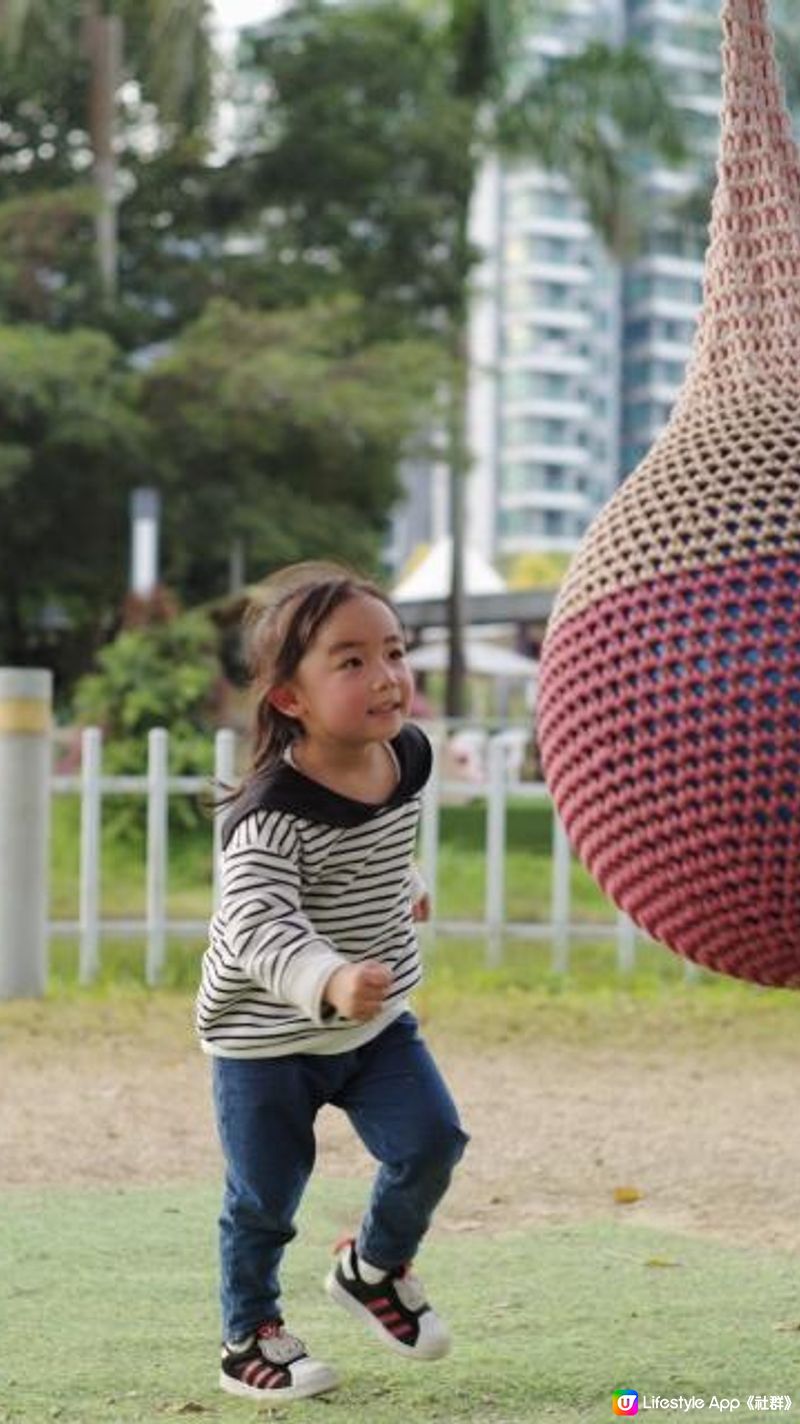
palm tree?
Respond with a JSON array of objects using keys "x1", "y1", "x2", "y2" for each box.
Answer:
[
  {"x1": 0, "y1": 0, "x2": 213, "y2": 302},
  {"x1": 438, "y1": 0, "x2": 684, "y2": 714}
]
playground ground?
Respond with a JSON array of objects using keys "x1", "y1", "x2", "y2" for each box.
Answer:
[
  {"x1": 3, "y1": 977, "x2": 800, "y2": 1253},
  {"x1": 5, "y1": 967, "x2": 800, "y2": 1423}
]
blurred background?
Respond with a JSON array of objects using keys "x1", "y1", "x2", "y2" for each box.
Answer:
[{"x1": 1, "y1": 0, "x2": 798, "y2": 737}]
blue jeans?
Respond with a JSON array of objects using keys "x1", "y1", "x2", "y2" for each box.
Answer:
[{"x1": 212, "y1": 1012, "x2": 468, "y2": 1341}]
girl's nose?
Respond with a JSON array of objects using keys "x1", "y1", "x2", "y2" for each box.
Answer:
[{"x1": 373, "y1": 660, "x2": 397, "y2": 689}]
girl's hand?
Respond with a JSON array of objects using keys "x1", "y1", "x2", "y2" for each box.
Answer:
[
  {"x1": 323, "y1": 961, "x2": 393, "y2": 1021},
  {"x1": 411, "y1": 893, "x2": 431, "y2": 923}
]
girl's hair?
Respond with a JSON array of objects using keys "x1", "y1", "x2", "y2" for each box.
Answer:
[{"x1": 240, "y1": 561, "x2": 402, "y2": 786}]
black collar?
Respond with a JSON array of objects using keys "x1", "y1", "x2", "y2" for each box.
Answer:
[{"x1": 221, "y1": 723, "x2": 432, "y2": 846}]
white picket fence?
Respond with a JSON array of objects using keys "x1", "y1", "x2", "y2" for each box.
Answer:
[{"x1": 50, "y1": 724, "x2": 640, "y2": 984}]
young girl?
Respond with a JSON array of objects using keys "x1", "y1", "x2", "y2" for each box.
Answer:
[{"x1": 197, "y1": 563, "x2": 468, "y2": 1402}]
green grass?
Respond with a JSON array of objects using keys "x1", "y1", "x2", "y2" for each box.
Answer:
[
  {"x1": 49, "y1": 795, "x2": 215, "y2": 921},
  {"x1": 435, "y1": 799, "x2": 610, "y2": 923},
  {"x1": 44, "y1": 786, "x2": 800, "y2": 1039},
  {"x1": 34, "y1": 929, "x2": 800, "y2": 1066},
  {"x1": 48, "y1": 794, "x2": 612, "y2": 925},
  {"x1": 3, "y1": 1178, "x2": 800, "y2": 1424},
  {"x1": 37, "y1": 780, "x2": 800, "y2": 1037},
  {"x1": 6, "y1": 961, "x2": 800, "y2": 1422},
  {"x1": 47, "y1": 931, "x2": 689, "y2": 996},
  {"x1": 27, "y1": 793, "x2": 800, "y2": 1422}
]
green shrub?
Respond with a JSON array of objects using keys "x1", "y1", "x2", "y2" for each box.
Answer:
[{"x1": 73, "y1": 610, "x2": 220, "y2": 836}]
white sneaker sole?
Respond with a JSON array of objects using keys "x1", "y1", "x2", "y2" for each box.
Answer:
[
  {"x1": 220, "y1": 1360, "x2": 339, "y2": 1401},
  {"x1": 325, "y1": 1270, "x2": 451, "y2": 1361}
]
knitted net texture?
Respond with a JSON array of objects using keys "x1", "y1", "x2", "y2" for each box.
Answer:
[{"x1": 538, "y1": 0, "x2": 800, "y2": 985}]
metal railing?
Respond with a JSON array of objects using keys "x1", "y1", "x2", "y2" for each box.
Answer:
[{"x1": 50, "y1": 725, "x2": 638, "y2": 984}]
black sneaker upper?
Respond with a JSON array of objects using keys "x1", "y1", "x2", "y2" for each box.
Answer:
[
  {"x1": 221, "y1": 1320, "x2": 306, "y2": 1388},
  {"x1": 334, "y1": 1243, "x2": 429, "y2": 1347}
]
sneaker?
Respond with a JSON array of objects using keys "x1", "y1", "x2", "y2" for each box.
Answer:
[
  {"x1": 219, "y1": 1319, "x2": 339, "y2": 1401},
  {"x1": 325, "y1": 1238, "x2": 451, "y2": 1361}
]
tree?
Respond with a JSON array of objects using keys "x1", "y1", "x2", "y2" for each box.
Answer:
[
  {"x1": 0, "y1": 2, "x2": 303, "y2": 347},
  {"x1": 0, "y1": 298, "x2": 441, "y2": 682},
  {"x1": 236, "y1": 4, "x2": 475, "y2": 341},
  {"x1": 237, "y1": 0, "x2": 685, "y2": 712},
  {"x1": 0, "y1": 1, "x2": 214, "y2": 304},
  {"x1": 0, "y1": 0, "x2": 452, "y2": 691},
  {"x1": 0, "y1": 323, "x2": 152, "y2": 684},
  {"x1": 139, "y1": 297, "x2": 446, "y2": 604}
]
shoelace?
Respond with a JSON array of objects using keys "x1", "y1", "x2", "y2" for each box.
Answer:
[
  {"x1": 254, "y1": 1320, "x2": 306, "y2": 1364},
  {"x1": 256, "y1": 1322, "x2": 285, "y2": 1340}
]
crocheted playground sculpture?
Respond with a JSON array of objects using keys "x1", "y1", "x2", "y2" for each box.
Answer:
[{"x1": 538, "y1": 0, "x2": 800, "y2": 985}]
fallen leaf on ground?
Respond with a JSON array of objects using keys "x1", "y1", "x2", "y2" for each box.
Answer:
[{"x1": 613, "y1": 1185, "x2": 643, "y2": 1204}]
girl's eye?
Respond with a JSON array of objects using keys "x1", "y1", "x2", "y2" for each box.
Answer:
[
  {"x1": 389, "y1": 647, "x2": 407, "y2": 661},
  {"x1": 341, "y1": 657, "x2": 363, "y2": 669}
]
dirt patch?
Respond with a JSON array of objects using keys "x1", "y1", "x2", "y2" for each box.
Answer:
[{"x1": 2, "y1": 995, "x2": 799, "y2": 1253}]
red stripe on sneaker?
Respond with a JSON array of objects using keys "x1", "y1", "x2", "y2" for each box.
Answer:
[
  {"x1": 371, "y1": 1307, "x2": 415, "y2": 1339},
  {"x1": 240, "y1": 1360, "x2": 286, "y2": 1390},
  {"x1": 368, "y1": 1297, "x2": 391, "y2": 1313}
]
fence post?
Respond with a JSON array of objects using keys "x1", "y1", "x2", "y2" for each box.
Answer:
[
  {"x1": 551, "y1": 809, "x2": 571, "y2": 975},
  {"x1": 79, "y1": 726, "x2": 103, "y2": 983},
  {"x1": 0, "y1": 668, "x2": 52, "y2": 998},
  {"x1": 616, "y1": 912, "x2": 637, "y2": 974},
  {"x1": 419, "y1": 730, "x2": 442, "y2": 943},
  {"x1": 213, "y1": 728, "x2": 237, "y2": 913},
  {"x1": 146, "y1": 727, "x2": 168, "y2": 985},
  {"x1": 485, "y1": 734, "x2": 507, "y2": 965}
]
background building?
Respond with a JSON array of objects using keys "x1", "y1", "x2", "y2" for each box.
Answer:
[
  {"x1": 621, "y1": 0, "x2": 721, "y2": 476},
  {"x1": 467, "y1": 0, "x2": 625, "y2": 560},
  {"x1": 391, "y1": 0, "x2": 737, "y2": 574}
]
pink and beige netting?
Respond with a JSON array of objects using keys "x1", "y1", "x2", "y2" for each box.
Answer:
[{"x1": 538, "y1": 0, "x2": 800, "y2": 985}]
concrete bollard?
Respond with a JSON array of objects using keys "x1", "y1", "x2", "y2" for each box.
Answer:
[{"x1": 0, "y1": 668, "x2": 53, "y2": 998}]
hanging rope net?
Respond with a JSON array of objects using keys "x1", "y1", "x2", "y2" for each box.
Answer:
[{"x1": 538, "y1": 0, "x2": 800, "y2": 985}]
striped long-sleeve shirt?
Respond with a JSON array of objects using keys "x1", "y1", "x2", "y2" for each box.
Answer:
[{"x1": 196, "y1": 723, "x2": 432, "y2": 1058}]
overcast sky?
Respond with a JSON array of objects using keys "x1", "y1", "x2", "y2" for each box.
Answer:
[{"x1": 211, "y1": 0, "x2": 283, "y2": 34}]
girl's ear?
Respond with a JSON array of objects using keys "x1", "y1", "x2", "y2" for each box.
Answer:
[{"x1": 268, "y1": 684, "x2": 302, "y2": 719}]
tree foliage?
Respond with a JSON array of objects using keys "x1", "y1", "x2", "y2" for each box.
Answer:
[
  {"x1": 0, "y1": 323, "x2": 150, "y2": 678},
  {"x1": 140, "y1": 297, "x2": 446, "y2": 602},
  {"x1": 0, "y1": 0, "x2": 691, "y2": 705},
  {"x1": 237, "y1": 1, "x2": 476, "y2": 337},
  {"x1": 74, "y1": 608, "x2": 218, "y2": 747},
  {"x1": 73, "y1": 608, "x2": 220, "y2": 834},
  {"x1": 0, "y1": 0, "x2": 220, "y2": 344},
  {"x1": 0, "y1": 1, "x2": 214, "y2": 167}
]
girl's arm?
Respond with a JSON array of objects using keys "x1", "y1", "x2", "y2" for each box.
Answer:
[
  {"x1": 221, "y1": 810, "x2": 347, "y2": 1025},
  {"x1": 409, "y1": 862, "x2": 430, "y2": 921}
]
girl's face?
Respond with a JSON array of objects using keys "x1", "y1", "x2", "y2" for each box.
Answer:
[{"x1": 273, "y1": 593, "x2": 414, "y2": 747}]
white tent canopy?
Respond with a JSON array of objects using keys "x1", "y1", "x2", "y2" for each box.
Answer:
[{"x1": 392, "y1": 537, "x2": 506, "y2": 602}]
